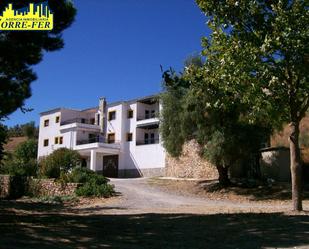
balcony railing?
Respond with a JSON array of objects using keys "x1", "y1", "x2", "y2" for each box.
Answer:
[
  {"x1": 137, "y1": 112, "x2": 159, "y2": 121},
  {"x1": 136, "y1": 138, "x2": 160, "y2": 146},
  {"x1": 76, "y1": 137, "x2": 120, "y2": 145},
  {"x1": 61, "y1": 118, "x2": 96, "y2": 126}
]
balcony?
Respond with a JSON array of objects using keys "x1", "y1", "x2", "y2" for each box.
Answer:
[
  {"x1": 136, "y1": 138, "x2": 160, "y2": 146},
  {"x1": 60, "y1": 118, "x2": 100, "y2": 132},
  {"x1": 137, "y1": 111, "x2": 158, "y2": 121},
  {"x1": 74, "y1": 137, "x2": 120, "y2": 154},
  {"x1": 61, "y1": 118, "x2": 95, "y2": 126},
  {"x1": 76, "y1": 137, "x2": 120, "y2": 146}
]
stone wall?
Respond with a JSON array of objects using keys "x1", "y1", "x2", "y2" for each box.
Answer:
[
  {"x1": 30, "y1": 179, "x2": 80, "y2": 196},
  {"x1": 0, "y1": 175, "x2": 80, "y2": 199},
  {"x1": 0, "y1": 175, "x2": 10, "y2": 198},
  {"x1": 165, "y1": 140, "x2": 218, "y2": 179}
]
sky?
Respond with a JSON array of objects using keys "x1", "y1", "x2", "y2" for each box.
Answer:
[{"x1": 4, "y1": 0, "x2": 210, "y2": 127}]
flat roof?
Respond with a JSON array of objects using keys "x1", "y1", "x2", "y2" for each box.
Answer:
[{"x1": 40, "y1": 93, "x2": 160, "y2": 116}]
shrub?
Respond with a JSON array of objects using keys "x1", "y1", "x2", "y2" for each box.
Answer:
[
  {"x1": 1, "y1": 158, "x2": 38, "y2": 176},
  {"x1": 15, "y1": 139, "x2": 38, "y2": 161},
  {"x1": 75, "y1": 180, "x2": 114, "y2": 197},
  {"x1": 8, "y1": 175, "x2": 28, "y2": 199},
  {"x1": 0, "y1": 139, "x2": 38, "y2": 177},
  {"x1": 39, "y1": 148, "x2": 81, "y2": 178},
  {"x1": 26, "y1": 179, "x2": 42, "y2": 197},
  {"x1": 67, "y1": 167, "x2": 114, "y2": 197}
]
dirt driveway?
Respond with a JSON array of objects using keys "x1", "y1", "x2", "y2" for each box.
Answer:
[
  {"x1": 105, "y1": 178, "x2": 296, "y2": 214},
  {"x1": 1, "y1": 178, "x2": 309, "y2": 249}
]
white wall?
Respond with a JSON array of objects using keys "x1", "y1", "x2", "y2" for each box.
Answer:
[
  {"x1": 38, "y1": 98, "x2": 166, "y2": 174},
  {"x1": 38, "y1": 110, "x2": 75, "y2": 158}
]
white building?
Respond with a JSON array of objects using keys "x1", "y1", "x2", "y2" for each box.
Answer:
[{"x1": 37, "y1": 95, "x2": 165, "y2": 177}]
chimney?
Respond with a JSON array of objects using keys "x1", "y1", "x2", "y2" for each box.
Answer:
[{"x1": 99, "y1": 97, "x2": 106, "y2": 134}]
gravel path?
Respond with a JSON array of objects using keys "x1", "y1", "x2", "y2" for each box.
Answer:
[{"x1": 95, "y1": 178, "x2": 296, "y2": 214}]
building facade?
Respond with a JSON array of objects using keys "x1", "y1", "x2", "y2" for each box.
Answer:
[{"x1": 37, "y1": 95, "x2": 165, "y2": 177}]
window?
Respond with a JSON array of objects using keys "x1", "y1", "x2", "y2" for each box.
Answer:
[
  {"x1": 81, "y1": 118, "x2": 86, "y2": 123},
  {"x1": 150, "y1": 133, "x2": 155, "y2": 143},
  {"x1": 55, "y1": 116, "x2": 60, "y2": 123},
  {"x1": 108, "y1": 111, "x2": 116, "y2": 121},
  {"x1": 90, "y1": 118, "x2": 95, "y2": 125},
  {"x1": 107, "y1": 133, "x2": 115, "y2": 144},
  {"x1": 144, "y1": 133, "x2": 149, "y2": 144},
  {"x1": 145, "y1": 110, "x2": 150, "y2": 119},
  {"x1": 151, "y1": 110, "x2": 156, "y2": 118},
  {"x1": 43, "y1": 139, "x2": 49, "y2": 147},
  {"x1": 127, "y1": 109, "x2": 133, "y2": 119},
  {"x1": 127, "y1": 133, "x2": 133, "y2": 142},
  {"x1": 54, "y1": 136, "x2": 63, "y2": 145},
  {"x1": 44, "y1": 119, "x2": 49, "y2": 127}
]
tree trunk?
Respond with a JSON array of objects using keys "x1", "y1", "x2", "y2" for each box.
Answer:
[
  {"x1": 217, "y1": 165, "x2": 230, "y2": 186},
  {"x1": 289, "y1": 121, "x2": 303, "y2": 211}
]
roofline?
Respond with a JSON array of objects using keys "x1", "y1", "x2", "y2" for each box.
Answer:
[{"x1": 40, "y1": 93, "x2": 161, "y2": 116}]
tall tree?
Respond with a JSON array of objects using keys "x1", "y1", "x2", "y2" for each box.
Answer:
[
  {"x1": 0, "y1": 0, "x2": 76, "y2": 159},
  {"x1": 196, "y1": 0, "x2": 308, "y2": 210},
  {"x1": 0, "y1": 0, "x2": 76, "y2": 120},
  {"x1": 161, "y1": 62, "x2": 269, "y2": 186}
]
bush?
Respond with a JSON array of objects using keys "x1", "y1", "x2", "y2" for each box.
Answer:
[
  {"x1": 75, "y1": 180, "x2": 114, "y2": 197},
  {"x1": 26, "y1": 179, "x2": 42, "y2": 197},
  {"x1": 39, "y1": 148, "x2": 81, "y2": 178},
  {"x1": 15, "y1": 139, "x2": 37, "y2": 161},
  {"x1": 1, "y1": 158, "x2": 38, "y2": 176},
  {"x1": 67, "y1": 167, "x2": 114, "y2": 197},
  {"x1": 0, "y1": 139, "x2": 38, "y2": 177}
]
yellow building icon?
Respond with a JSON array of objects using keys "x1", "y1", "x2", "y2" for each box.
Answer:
[{"x1": 0, "y1": 3, "x2": 53, "y2": 31}]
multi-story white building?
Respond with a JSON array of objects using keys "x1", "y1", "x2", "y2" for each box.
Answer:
[{"x1": 37, "y1": 95, "x2": 165, "y2": 177}]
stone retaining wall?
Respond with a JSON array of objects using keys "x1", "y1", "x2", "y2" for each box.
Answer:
[
  {"x1": 30, "y1": 179, "x2": 80, "y2": 196},
  {"x1": 0, "y1": 175, "x2": 10, "y2": 198},
  {"x1": 165, "y1": 140, "x2": 218, "y2": 179},
  {"x1": 0, "y1": 175, "x2": 80, "y2": 199}
]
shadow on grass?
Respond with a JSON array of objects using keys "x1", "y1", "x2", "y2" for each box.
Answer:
[
  {"x1": 1, "y1": 200, "x2": 309, "y2": 249},
  {"x1": 198, "y1": 180, "x2": 309, "y2": 201}
]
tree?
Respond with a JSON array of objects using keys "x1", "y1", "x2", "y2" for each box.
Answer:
[
  {"x1": 39, "y1": 148, "x2": 81, "y2": 178},
  {"x1": 0, "y1": 0, "x2": 76, "y2": 160},
  {"x1": 0, "y1": 124, "x2": 8, "y2": 163},
  {"x1": 160, "y1": 63, "x2": 269, "y2": 186},
  {"x1": 0, "y1": 0, "x2": 76, "y2": 120},
  {"x1": 196, "y1": 0, "x2": 308, "y2": 211},
  {"x1": 7, "y1": 122, "x2": 38, "y2": 138},
  {"x1": 0, "y1": 139, "x2": 38, "y2": 176}
]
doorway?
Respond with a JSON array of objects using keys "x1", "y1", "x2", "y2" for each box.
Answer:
[{"x1": 103, "y1": 155, "x2": 119, "y2": 178}]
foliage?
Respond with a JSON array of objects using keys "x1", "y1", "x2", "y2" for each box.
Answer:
[
  {"x1": 0, "y1": 139, "x2": 38, "y2": 176},
  {"x1": 15, "y1": 139, "x2": 38, "y2": 161},
  {"x1": 160, "y1": 63, "x2": 270, "y2": 185},
  {"x1": 39, "y1": 148, "x2": 81, "y2": 179},
  {"x1": 26, "y1": 179, "x2": 42, "y2": 197},
  {"x1": 75, "y1": 180, "x2": 114, "y2": 198},
  {"x1": 0, "y1": 124, "x2": 8, "y2": 163},
  {"x1": 66, "y1": 167, "x2": 115, "y2": 197},
  {"x1": 0, "y1": 158, "x2": 38, "y2": 177},
  {"x1": 8, "y1": 175, "x2": 29, "y2": 199},
  {"x1": 34, "y1": 195, "x2": 78, "y2": 204},
  {"x1": 195, "y1": 0, "x2": 308, "y2": 210},
  {"x1": 0, "y1": 1, "x2": 76, "y2": 121},
  {"x1": 7, "y1": 122, "x2": 39, "y2": 138}
]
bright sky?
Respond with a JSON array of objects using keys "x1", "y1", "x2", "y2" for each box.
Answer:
[{"x1": 4, "y1": 0, "x2": 210, "y2": 127}]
